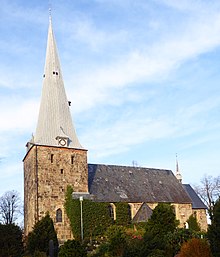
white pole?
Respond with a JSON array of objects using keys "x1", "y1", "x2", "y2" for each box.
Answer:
[{"x1": 79, "y1": 196, "x2": 83, "y2": 241}]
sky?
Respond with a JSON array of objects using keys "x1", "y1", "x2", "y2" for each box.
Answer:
[{"x1": 1, "y1": 0, "x2": 220, "y2": 200}]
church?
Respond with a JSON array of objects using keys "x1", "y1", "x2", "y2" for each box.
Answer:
[{"x1": 23, "y1": 17, "x2": 207, "y2": 243}]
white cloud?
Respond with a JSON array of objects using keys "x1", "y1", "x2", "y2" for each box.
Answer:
[
  {"x1": 70, "y1": 13, "x2": 220, "y2": 113},
  {"x1": 71, "y1": 19, "x2": 129, "y2": 51},
  {"x1": 1, "y1": 0, "x2": 220, "y2": 195},
  {"x1": 80, "y1": 94, "x2": 220, "y2": 159}
]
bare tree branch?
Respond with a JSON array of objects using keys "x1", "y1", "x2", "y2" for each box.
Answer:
[
  {"x1": 194, "y1": 174, "x2": 220, "y2": 217},
  {"x1": 0, "y1": 190, "x2": 21, "y2": 224}
]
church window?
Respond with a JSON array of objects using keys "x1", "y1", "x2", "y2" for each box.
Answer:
[
  {"x1": 53, "y1": 71, "x2": 56, "y2": 74},
  {"x1": 51, "y1": 154, "x2": 54, "y2": 163},
  {"x1": 128, "y1": 204, "x2": 132, "y2": 222},
  {"x1": 56, "y1": 208, "x2": 62, "y2": 222},
  {"x1": 108, "y1": 205, "x2": 114, "y2": 221},
  {"x1": 108, "y1": 203, "x2": 116, "y2": 221},
  {"x1": 61, "y1": 169, "x2": 63, "y2": 174},
  {"x1": 56, "y1": 72, "x2": 58, "y2": 75}
]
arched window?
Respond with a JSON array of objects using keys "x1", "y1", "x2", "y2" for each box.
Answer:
[
  {"x1": 128, "y1": 204, "x2": 133, "y2": 223},
  {"x1": 108, "y1": 205, "x2": 114, "y2": 221},
  {"x1": 56, "y1": 208, "x2": 62, "y2": 222},
  {"x1": 108, "y1": 203, "x2": 116, "y2": 221}
]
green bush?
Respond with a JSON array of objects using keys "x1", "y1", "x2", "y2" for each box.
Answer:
[
  {"x1": 26, "y1": 213, "x2": 58, "y2": 256},
  {"x1": 0, "y1": 223, "x2": 23, "y2": 257},
  {"x1": 59, "y1": 240, "x2": 87, "y2": 257},
  {"x1": 141, "y1": 203, "x2": 179, "y2": 257},
  {"x1": 208, "y1": 198, "x2": 220, "y2": 257},
  {"x1": 187, "y1": 214, "x2": 200, "y2": 232}
]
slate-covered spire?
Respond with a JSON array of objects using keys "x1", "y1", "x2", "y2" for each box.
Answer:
[
  {"x1": 34, "y1": 17, "x2": 83, "y2": 149},
  {"x1": 175, "y1": 154, "x2": 182, "y2": 183}
]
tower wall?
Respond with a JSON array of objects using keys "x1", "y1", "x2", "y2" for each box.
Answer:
[
  {"x1": 24, "y1": 146, "x2": 38, "y2": 237},
  {"x1": 24, "y1": 144, "x2": 88, "y2": 243}
]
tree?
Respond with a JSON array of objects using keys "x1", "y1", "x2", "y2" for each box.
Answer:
[
  {"x1": 0, "y1": 223, "x2": 23, "y2": 257},
  {"x1": 187, "y1": 214, "x2": 200, "y2": 232},
  {"x1": 0, "y1": 190, "x2": 21, "y2": 224},
  {"x1": 207, "y1": 198, "x2": 220, "y2": 257},
  {"x1": 178, "y1": 238, "x2": 212, "y2": 257},
  {"x1": 58, "y1": 240, "x2": 87, "y2": 257},
  {"x1": 106, "y1": 225, "x2": 128, "y2": 257},
  {"x1": 194, "y1": 175, "x2": 220, "y2": 217},
  {"x1": 141, "y1": 203, "x2": 179, "y2": 257},
  {"x1": 145, "y1": 203, "x2": 179, "y2": 236},
  {"x1": 26, "y1": 213, "x2": 58, "y2": 256}
]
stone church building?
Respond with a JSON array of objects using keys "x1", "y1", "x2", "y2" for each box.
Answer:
[{"x1": 23, "y1": 18, "x2": 207, "y2": 243}]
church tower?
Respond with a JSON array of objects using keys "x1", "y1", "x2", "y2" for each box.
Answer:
[{"x1": 23, "y1": 17, "x2": 88, "y2": 242}]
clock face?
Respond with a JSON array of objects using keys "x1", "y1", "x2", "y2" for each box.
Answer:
[{"x1": 59, "y1": 138, "x2": 67, "y2": 146}]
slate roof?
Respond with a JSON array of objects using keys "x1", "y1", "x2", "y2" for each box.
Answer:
[
  {"x1": 132, "y1": 203, "x2": 153, "y2": 223},
  {"x1": 183, "y1": 184, "x2": 207, "y2": 209},
  {"x1": 34, "y1": 18, "x2": 83, "y2": 149},
  {"x1": 88, "y1": 164, "x2": 192, "y2": 203}
]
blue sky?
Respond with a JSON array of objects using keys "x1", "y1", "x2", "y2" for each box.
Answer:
[{"x1": 1, "y1": 0, "x2": 220, "y2": 199}]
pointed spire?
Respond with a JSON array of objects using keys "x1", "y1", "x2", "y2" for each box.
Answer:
[
  {"x1": 34, "y1": 18, "x2": 83, "y2": 149},
  {"x1": 175, "y1": 154, "x2": 182, "y2": 183}
]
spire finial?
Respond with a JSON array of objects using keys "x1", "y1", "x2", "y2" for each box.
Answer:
[
  {"x1": 175, "y1": 153, "x2": 182, "y2": 183},
  {"x1": 49, "y1": 1, "x2": 52, "y2": 22},
  {"x1": 176, "y1": 153, "x2": 179, "y2": 171}
]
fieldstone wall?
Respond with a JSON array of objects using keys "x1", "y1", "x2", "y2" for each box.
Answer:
[
  {"x1": 24, "y1": 145, "x2": 88, "y2": 243},
  {"x1": 131, "y1": 202, "x2": 192, "y2": 227},
  {"x1": 172, "y1": 203, "x2": 192, "y2": 228},
  {"x1": 129, "y1": 202, "x2": 207, "y2": 231},
  {"x1": 23, "y1": 146, "x2": 38, "y2": 237},
  {"x1": 193, "y1": 209, "x2": 208, "y2": 231},
  {"x1": 24, "y1": 145, "x2": 208, "y2": 243}
]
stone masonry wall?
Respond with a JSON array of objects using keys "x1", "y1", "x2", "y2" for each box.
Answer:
[
  {"x1": 24, "y1": 145, "x2": 88, "y2": 244},
  {"x1": 23, "y1": 146, "x2": 38, "y2": 238},
  {"x1": 193, "y1": 209, "x2": 208, "y2": 231},
  {"x1": 172, "y1": 203, "x2": 193, "y2": 228},
  {"x1": 130, "y1": 202, "x2": 207, "y2": 231}
]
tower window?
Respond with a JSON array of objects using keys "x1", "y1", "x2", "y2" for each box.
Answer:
[
  {"x1": 56, "y1": 208, "x2": 62, "y2": 222},
  {"x1": 51, "y1": 154, "x2": 54, "y2": 163},
  {"x1": 71, "y1": 155, "x2": 74, "y2": 164},
  {"x1": 61, "y1": 169, "x2": 63, "y2": 174},
  {"x1": 53, "y1": 71, "x2": 56, "y2": 74},
  {"x1": 56, "y1": 72, "x2": 58, "y2": 75}
]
